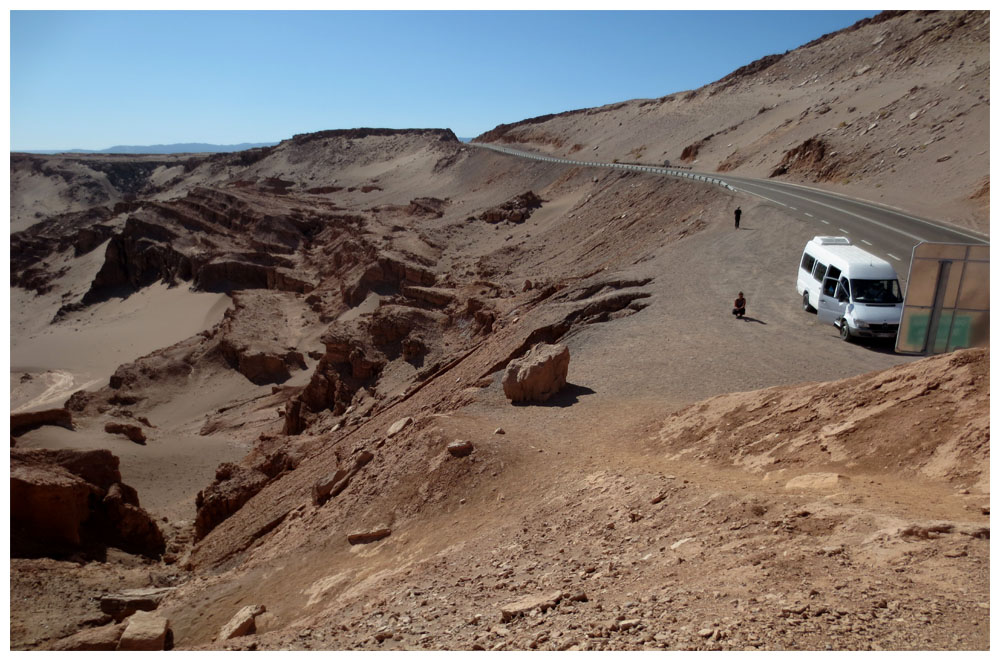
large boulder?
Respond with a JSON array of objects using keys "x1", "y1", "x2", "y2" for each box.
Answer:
[
  {"x1": 219, "y1": 604, "x2": 267, "y2": 640},
  {"x1": 49, "y1": 622, "x2": 128, "y2": 651},
  {"x1": 100, "y1": 484, "x2": 166, "y2": 557},
  {"x1": 312, "y1": 450, "x2": 374, "y2": 506},
  {"x1": 101, "y1": 587, "x2": 176, "y2": 622},
  {"x1": 104, "y1": 422, "x2": 147, "y2": 445},
  {"x1": 10, "y1": 448, "x2": 165, "y2": 558},
  {"x1": 117, "y1": 612, "x2": 170, "y2": 651},
  {"x1": 500, "y1": 591, "x2": 564, "y2": 622},
  {"x1": 10, "y1": 458, "x2": 96, "y2": 547},
  {"x1": 502, "y1": 343, "x2": 570, "y2": 404},
  {"x1": 41, "y1": 448, "x2": 122, "y2": 490}
]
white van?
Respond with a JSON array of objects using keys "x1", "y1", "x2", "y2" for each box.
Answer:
[{"x1": 796, "y1": 236, "x2": 904, "y2": 341}]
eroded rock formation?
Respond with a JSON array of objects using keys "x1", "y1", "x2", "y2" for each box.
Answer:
[
  {"x1": 478, "y1": 191, "x2": 543, "y2": 224},
  {"x1": 10, "y1": 448, "x2": 165, "y2": 558},
  {"x1": 194, "y1": 449, "x2": 299, "y2": 540},
  {"x1": 10, "y1": 408, "x2": 74, "y2": 437}
]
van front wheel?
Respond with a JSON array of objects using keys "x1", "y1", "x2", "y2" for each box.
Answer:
[
  {"x1": 840, "y1": 320, "x2": 853, "y2": 342},
  {"x1": 802, "y1": 292, "x2": 815, "y2": 313}
]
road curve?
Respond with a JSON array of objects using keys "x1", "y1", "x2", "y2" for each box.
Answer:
[{"x1": 469, "y1": 142, "x2": 989, "y2": 279}]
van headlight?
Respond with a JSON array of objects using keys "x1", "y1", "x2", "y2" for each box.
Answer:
[{"x1": 854, "y1": 320, "x2": 869, "y2": 328}]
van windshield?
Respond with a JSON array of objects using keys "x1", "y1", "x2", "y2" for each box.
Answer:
[{"x1": 850, "y1": 279, "x2": 903, "y2": 304}]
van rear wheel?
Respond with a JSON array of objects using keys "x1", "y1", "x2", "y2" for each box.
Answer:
[
  {"x1": 802, "y1": 292, "x2": 815, "y2": 313},
  {"x1": 840, "y1": 320, "x2": 853, "y2": 342}
]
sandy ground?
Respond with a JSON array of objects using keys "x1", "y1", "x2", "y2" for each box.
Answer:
[
  {"x1": 11, "y1": 281, "x2": 238, "y2": 522},
  {"x1": 11, "y1": 283, "x2": 230, "y2": 412}
]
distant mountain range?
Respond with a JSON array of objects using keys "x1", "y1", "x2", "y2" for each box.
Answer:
[
  {"x1": 19, "y1": 142, "x2": 279, "y2": 155},
  {"x1": 19, "y1": 138, "x2": 475, "y2": 154}
]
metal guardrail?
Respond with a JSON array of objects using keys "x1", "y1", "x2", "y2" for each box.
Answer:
[{"x1": 469, "y1": 142, "x2": 737, "y2": 192}]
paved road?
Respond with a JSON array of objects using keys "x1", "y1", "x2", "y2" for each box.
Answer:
[{"x1": 470, "y1": 142, "x2": 989, "y2": 281}]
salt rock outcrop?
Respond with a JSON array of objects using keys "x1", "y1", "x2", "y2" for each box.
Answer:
[
  {"x1": 284, "y1": 326, "x2": 384, "y2": 435},
  {"x1": 219, "y1": 604, "x2": 267, "y2": 640},
  {"x1": 478, "y1": 191, "x2": 543, "y2": 224},
  {"x1": 447, "y1": 440, "x2": 475, "y2": 457},
  {"x1": 342, "y1": 251, "x2": 437, "y2": 307},
  {"x1": 76, "y1": 188, "x2": 320, "y2": 307},
  {"x1": 312, "y1": 450, "x2": 374, "y2": 506},
  {"x1": 284, "y1": 304, "x2": 445, "y2": 435},
  {"x1": 502, "y1": 343, "x2": 570, "y2": 403},
  {"x1": 117, "y1": 612, "x2": 171, "y2": 651},
  {"x1": 105, "y1": 422, "x2": 147, "y2": 444},
  {"x1": 368, "y1": 305, "x2": 447, "y2": 348},
  {"x1": 348, "y1": 528, "x2": 392, "y2": 545},
  {"x1": 194, "y1": 450, "x2": 298, "y2": 540},
  {"x1": 407, "y1": 196, "x2": 448, "y2": 218},
  {"x1": 219, "y1": 344, "x2": 306, "y2": 386},
  {"x1": 100, "y1": 483, "x2": 166, "y2": 557},
  {"x1": 10, "y1": 448, "x2": 165, "y2": 557},
  {"x1": 49, "y1": 622, "x2": 128, "y2": 651},
  {"x1": 401, "y1": 284, "x2": 455, "y2": 308},
  {"x1": 10, "y1": 205, "x2": 118, "y2": 295},
  {"x1": 101, "y1": 587, "x2": 176, "y2": 622},
  {"x1": 10, "y1": 408, "x2": 75, "y2": 437},
  {"x1": 785, "y1": 473, "x2": 851, "y2": 490},
  {"x1": 465, "y1": 297, "x2": 498, "y2": 335},
  {"x1": 11, "y1": 458, "x2": 94, "y2": 547},
  {"x1": 216, "y1": 290, "x2": 309, "y2": 385},
  {"x1": 769, "y1": 136, "x2": 840, "y2": 180},
  {"x1": 500, "y1": 590, "x2": 564, "y2": 622}
]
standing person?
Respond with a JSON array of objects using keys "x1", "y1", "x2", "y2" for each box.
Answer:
[
  {"x1": 732, "y1": 292, "x2": 746, "y2": 319},
  {"x1": 734, "y1": 206, "x2": 742, "y2": 229}
]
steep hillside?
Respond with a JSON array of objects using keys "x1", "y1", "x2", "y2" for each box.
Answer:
[{"x1": 474, "y1": 10, "x2": 990, "y2": 234}]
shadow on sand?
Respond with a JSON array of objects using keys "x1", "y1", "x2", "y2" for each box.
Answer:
[
  {"x1": 843, "y1": 337, "x2": 900, "y2": 355},
  {"x1": 513, "y1": 382, "x2": 596, "y2": 408}
]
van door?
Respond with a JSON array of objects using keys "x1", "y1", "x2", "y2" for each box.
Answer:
[{"x1": 816, "y1": 276, "x2": 848, "y2": 326}]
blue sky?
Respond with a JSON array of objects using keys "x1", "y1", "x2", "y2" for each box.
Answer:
[{"x1": 10, "y1": 10, "x2": 881, "y2": 151}]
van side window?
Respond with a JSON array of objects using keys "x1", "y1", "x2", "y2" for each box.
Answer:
[
  {"x1": 800, "y1": 253, "x2": 816, "y2": 274},
  {"x1": 822, "y1": 278, "x2": 838, "y2": 297},
  {"x1": 826, "y1": 265, "x2": 842, "y2": 280},
  {"x1": 812, "y1": 262, "x2": 827, "y2": 283}
]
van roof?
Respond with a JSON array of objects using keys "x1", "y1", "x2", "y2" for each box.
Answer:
[
  {"x1": 805, "y1": 237, "x2": 899, "y2": 279},
  {"x1": 813, "y1": 236, "x2": 851, "y2": 245}
]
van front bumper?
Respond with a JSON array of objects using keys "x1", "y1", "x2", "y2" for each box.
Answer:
[{"x1": 854, "y1": 323, "x2": 899, "y2": 338}]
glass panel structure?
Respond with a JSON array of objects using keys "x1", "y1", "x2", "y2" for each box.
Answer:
[{"x1": 896, "y1": 243, "x2": 990, "y2": 355}]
